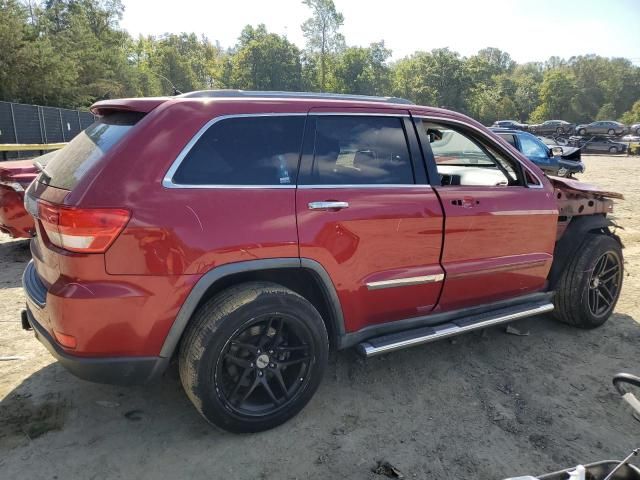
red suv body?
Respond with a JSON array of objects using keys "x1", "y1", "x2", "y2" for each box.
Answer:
[{"x1": 22, "y1": 91, "x2": 623, "y2": 432}]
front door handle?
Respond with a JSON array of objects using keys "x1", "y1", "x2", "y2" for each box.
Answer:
[{"x1": 308, "y1": 201, "x2": 349, "y2": 211}]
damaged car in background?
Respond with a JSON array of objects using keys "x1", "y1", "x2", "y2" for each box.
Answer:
[
  {"x1": 0, "y1": 151, "x2": 57, "y2": 238},
  {"x1": 490, "y1": 128, "x2": 584, "y2": 177}
]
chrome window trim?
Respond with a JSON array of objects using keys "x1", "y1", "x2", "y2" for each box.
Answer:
[
  {"x1": 413, "y1": 115, "x2": 545, "y2": 189},
  {"x1": 309, "y1": 112, "x2": 410, "y2": 117},
  {"x1": 298, "y1": 184, "x2": 431, "y2": 189},
  {"x1": 366, "y1": 274, "x2": 445, "y2": 291},
  {"x1": 162, "y1": 113, "x2": 307, "y2": 189}
]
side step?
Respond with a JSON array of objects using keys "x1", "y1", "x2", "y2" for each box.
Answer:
[{"x1": 357, "y1": 301, "x2": 554, "y2": 357}]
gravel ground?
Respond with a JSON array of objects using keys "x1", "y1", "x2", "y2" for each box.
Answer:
[{"x1": 1, "y1": 155, "x2": 638, "y2": 479}]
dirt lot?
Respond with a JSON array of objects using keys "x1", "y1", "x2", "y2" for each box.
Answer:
[{"x1": 1, "y1": 155, "x2": 638, "y2": 480}]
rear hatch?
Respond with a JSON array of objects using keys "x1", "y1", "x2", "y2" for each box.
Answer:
[{"x1": 25, "y1": 109, "x2": 151, "y2": 289}]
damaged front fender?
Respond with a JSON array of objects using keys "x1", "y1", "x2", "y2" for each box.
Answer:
[{"x1": 550, "y1": 176, "x2": 623, "y2": 240}]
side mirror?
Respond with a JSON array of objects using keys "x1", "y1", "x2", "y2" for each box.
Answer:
[{"x1": 551, "y1": 146, "x2": 563, "y2": 156}]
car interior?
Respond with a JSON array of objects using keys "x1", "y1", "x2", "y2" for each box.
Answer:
[{"x1": 421, "y1": 122, "x2": 521, "y2": 187}]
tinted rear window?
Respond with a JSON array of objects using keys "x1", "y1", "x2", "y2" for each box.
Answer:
[
  {"x1": 42, "y1": 112, "x2": 143, "y2": 190},
  {"x1": 172, "y1": 116, "x2": 305, "y2": 186},
  {"x1": 305, "y1": 116, "x2": 414, "y2": 185}
]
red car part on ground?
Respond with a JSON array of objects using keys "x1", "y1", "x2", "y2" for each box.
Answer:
[{"x1": 0, "y1": 159, "x2": 38, "y2": 238}]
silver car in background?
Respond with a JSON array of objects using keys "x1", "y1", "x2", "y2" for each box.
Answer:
[
  {"x1": 529, "y1": 120, "x2": 575, "y2": 135},
  {"x1": 575, "y1": 121, "x2": 627, "y2": 136}
]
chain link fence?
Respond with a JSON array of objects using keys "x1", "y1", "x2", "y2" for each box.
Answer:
[{"x1": 0, "y1": 101, "x2": 95, "y2": 160}]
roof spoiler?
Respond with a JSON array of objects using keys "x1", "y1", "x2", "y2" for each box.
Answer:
[{"x1": 90, "y1": 97, "x2": 170, "y2": 116}]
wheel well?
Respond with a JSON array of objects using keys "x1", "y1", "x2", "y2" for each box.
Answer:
[
  {"x1": 548, "y1": 215, "x2": 622, "y2": 290},
  {"x1": 191, "y1": 268, "x2": 340, "y2": 350}
]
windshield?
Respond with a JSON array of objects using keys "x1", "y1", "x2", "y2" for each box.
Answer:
[{"x1": 42, "y1": 111, "x2": 144, "y2": 190}]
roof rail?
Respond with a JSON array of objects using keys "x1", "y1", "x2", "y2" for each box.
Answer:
[{"x1": 179, "y1": 89, "x2": 414, "y2": 105}]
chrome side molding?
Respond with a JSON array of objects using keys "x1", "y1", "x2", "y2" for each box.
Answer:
[{"x1": 366, "y1": 273, "x2": 444, "y2": 291}]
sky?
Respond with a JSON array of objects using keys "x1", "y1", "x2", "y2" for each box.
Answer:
[{"x1": 120, "y1": 0, "x2": 640, "y2": 64}]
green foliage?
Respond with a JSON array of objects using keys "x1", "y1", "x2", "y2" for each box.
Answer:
[
  {"x1": 529, "y1": 69, "x2": 578, "y2": 122},
  {"x1": 229, "y1": 25, "x2": 302, "y2": 91},
  {"x1": 1, "y1": 0, "x2": 639, "y2": 127},
  {"x1": 333, "y1": 42, "x2": 391, "y2": 96},
  {"x1": 619, "y1": 100, "x2": 640, "y2": 124},
  {"x1": 596, "y1": 103, "x2": 616, "y2": 120},
  {"x1": 301, "y1": 0, "x2": 344, "y2": 91}
]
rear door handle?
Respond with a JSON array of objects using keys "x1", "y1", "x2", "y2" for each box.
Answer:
[
  {"x1": 308, "y1": 201, "x2": 349, "y2": 211},
  {"x1": 451, "y1": 196, "x2": 477, "y2": 208}
]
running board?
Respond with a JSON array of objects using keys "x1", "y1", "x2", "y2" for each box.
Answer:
[{"x1": 357, "y1": 301, "x2": 554, "y2": 357}]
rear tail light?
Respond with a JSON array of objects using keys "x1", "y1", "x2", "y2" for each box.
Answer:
[{"x1": 37, "y1": 201, "x2": 130, "y2": 253}]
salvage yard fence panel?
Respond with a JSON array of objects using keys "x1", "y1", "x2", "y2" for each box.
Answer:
[{"x1": 0, "y1": 101, "x2": 95, "y2": 160}]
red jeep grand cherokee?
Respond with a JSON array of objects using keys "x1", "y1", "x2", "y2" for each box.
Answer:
[{"x1": 22, "y1": 91, "x2": 624, "y2": 433}]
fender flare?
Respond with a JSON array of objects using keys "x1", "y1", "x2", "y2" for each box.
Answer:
[
  {"x1": 547, "y1": 214, "x2": 620, "y2": 290},
  {"x1": 159, "y1": 258, "x2": 346, "y2": 359}
]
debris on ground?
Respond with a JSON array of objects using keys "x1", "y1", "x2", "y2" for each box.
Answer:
[
  {"x1": 0, "y1": 356, "x2": 25, "y2": 361},
  {"x1": 124, "y1": 409, "x2": 144, "y2": 421},
  {"x1": 372, "y1": 460, "x2": 404, "y2": 479},
  {"x1": 95, "y1": 400, "x2": 120, "y2": 408},
  {"x1": 505, "y1": 325, "x2": 530, "y2": 336}
]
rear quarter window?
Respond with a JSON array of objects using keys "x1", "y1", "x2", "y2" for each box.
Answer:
[
  {"x1": 171, "y1": 115, "x2": 306, "y2": 186},
  {"x1": 43, "y1": 112, "x2": 144, "y2": 190}
]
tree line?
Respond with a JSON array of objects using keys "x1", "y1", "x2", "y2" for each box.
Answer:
[{"x1": 1, "y1": 0, "x2": 639, "y2": 125}]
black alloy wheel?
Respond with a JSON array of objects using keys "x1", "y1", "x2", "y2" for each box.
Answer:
[
  {"x1": 587, "y1": 251, "x2": 622, "y2": 319},
  {"x1": 553, "y1": 234, "x2": 623, "y2": 328},
  {"x1": 214, "y1": 313, "x2": 314, "y2": 417},
  {"x1": 179, "y1": 282, "x2": 329, "y2": 433}
]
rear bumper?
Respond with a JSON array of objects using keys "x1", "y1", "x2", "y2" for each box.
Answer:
[{"x1": 22, "y1": 261, "x2": 169, "y2": 385}]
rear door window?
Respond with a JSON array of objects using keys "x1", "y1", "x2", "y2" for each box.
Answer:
[
  {"x1": 171, "y1": 115, "x2": 305, "y2": 186},
  {"x1": 43, "y1": 112, "x2": 144, "y2": 190},
  {"x1": 497, "y1": 133, "x2": 517, "y2": 147},
  {"x1": 304, "y1": 115, "x2": 414, "y2": 185}
]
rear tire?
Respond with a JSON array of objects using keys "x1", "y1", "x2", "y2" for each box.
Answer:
[
  {"x1": 556, "y1": 127, "x2": 563, "y2": 134},
  {"x1": 578, "y1": 128, "x2": 586, "y2": 136},
  {"x1": 554, "y1": 234, "x2": 623, "y2": 328},
  {"x1": 609, "y1": 146, "x2": 618, "y2": 154},
  {"x1": 607, "y1": 129, "x2": 615, "y2": 135},
  {"x1": 179, "y1": 282, "x2": 329, "y2": 433}
]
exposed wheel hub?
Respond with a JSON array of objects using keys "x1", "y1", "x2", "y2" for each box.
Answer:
[{"x1": 255, "y1": 353, "x2": 270, "y2": 369}]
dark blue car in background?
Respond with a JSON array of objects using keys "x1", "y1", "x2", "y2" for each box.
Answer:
[{"x1": 490, "y1": 128, "x2": 585, "y2": 177}]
